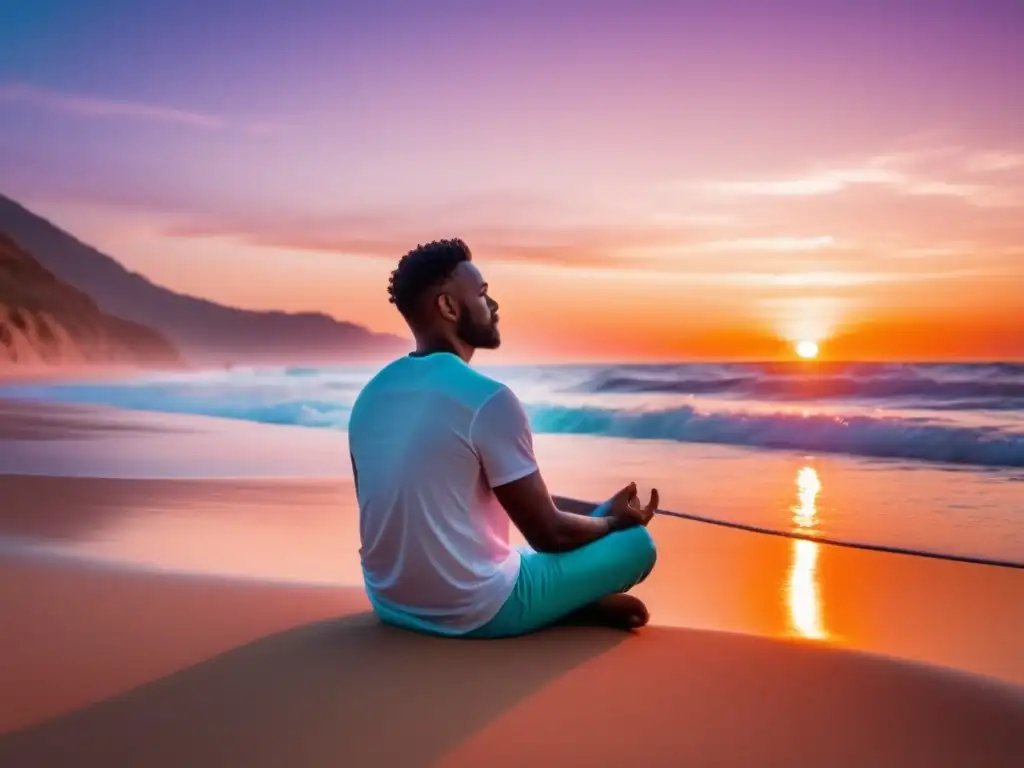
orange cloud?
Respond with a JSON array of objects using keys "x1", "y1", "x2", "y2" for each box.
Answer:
[{"x1": 162, "y1": 211, "x2": 719, "y2": 269}]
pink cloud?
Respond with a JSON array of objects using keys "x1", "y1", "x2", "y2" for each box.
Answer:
[
  {"x1": 964, "y1": 152, "x2": 1024, "y2": 173},
  {"x1": 0, "y1": 82, "x2": 286, "y2": 136},
  {"x1": 692, "y1": 146, "x2": 1024, "y2": 209}
]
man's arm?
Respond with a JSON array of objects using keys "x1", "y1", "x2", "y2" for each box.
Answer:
[
  {"x1": 493, "y1": 469, "x2": 628, "y2": 553},
  {"x1": 473, "y1": 386, "x2": 654, "y2": 553}
]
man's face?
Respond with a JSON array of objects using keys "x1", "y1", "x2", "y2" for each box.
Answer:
[{"x1": 445, "y1": 261, "x2": 501, "y2": 349}]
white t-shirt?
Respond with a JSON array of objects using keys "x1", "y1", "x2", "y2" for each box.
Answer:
[{"x1": 348, "y1": 352, "x2": 538, "y2": 635}]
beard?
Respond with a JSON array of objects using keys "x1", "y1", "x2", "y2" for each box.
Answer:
[{"x1": 455, "y1": 310, "x2": 501, "y2": 350}]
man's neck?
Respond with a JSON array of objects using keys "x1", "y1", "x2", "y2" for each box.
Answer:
[{"x1": 411, "y1": 334, "x2": 473, "y2": 363}]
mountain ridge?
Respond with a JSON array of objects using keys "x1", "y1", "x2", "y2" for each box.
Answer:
[{"x1": 0, "y1": 195, "x2": 410, "y2": 364}]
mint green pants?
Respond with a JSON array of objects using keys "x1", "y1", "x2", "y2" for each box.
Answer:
[{"x1": 465, "y1": 501, "x2": 657, "y2": 639}]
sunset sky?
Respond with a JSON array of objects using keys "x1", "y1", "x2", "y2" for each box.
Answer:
[{"x1": 2, "y1": 1, "x2": 1022, "y2": 362}]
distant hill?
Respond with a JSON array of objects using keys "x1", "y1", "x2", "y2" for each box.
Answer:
[
  {"x1": 0, "y1": 195, "x2": 410, "y2": 365},
  {"x1": 0, "y1": 232, "x2": 181, "y2": 370}
]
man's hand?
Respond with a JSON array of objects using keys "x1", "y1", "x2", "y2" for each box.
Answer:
[{"x1": 608, "y1": 482, "x2": 659, "y2": 529}]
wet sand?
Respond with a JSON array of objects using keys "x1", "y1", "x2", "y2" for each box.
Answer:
[{"x1": 1, "y1": 399, "x2": 1022, "y2": 765}]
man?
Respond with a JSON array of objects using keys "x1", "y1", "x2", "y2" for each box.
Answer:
[{"x1": 348, "y1": 239, "x2": 659, "y2": 638}]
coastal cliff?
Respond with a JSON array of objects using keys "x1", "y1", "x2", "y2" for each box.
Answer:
[{"x1": 0, "y1": 231, "x2": 181, "y2": 371}]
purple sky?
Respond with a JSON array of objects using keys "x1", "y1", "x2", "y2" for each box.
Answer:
[{"x1": 2, "y1": 1, "x2": 1022, "y2": 360}]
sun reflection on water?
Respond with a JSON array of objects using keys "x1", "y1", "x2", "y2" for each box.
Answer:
[
  {"x1": 791, "y1": 466, "x2": 822, "y2": 530},
  {"x1": 786, "y1": 465, "x2": 828, "y2": 640}
]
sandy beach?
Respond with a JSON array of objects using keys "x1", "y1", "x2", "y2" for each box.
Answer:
[{"x1": 1, "y1": 399, "x2": 1022, "y2": 766}]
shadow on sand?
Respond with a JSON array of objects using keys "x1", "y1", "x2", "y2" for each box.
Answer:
[
  {"x1": 3, "y1": 612, "x2": 1024, "y2": 767},
  {"x1": 0, "y1": 611, "x2": 626, "y2": 767}
]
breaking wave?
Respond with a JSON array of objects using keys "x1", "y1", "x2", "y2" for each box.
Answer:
[
  {"x1": 573, "y1": 362, "x2": 1024, "y2": 409},
  {"x1": 525, "y1": 402, "x2": 1024, "y2": 468}
]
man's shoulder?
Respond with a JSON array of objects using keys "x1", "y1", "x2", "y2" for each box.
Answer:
[
  {"x1": 351, "y1": 355, "x2": 512, "y2": 412},
  {"x1": 355, "y1": 357, "x2": 407, "y2": 392},
  {"x1": 451, "y1": 361, "x2": 508, "y2": 392},
  {"x1": 350, "y1": 358, "x2": 407, "y2": 418}
]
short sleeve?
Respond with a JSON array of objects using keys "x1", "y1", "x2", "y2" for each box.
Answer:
[{"x1": 470, "y1": 385, "x2": 539, "y2": 488}]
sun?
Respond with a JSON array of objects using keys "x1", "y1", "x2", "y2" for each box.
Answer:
[{"x1": 795, "y1": 340, "x2": 819, "y2": 359}]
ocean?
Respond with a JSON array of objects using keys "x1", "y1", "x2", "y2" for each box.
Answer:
[{"x1": 3, "y1": 361, "x2": 1022, "y2": 566}]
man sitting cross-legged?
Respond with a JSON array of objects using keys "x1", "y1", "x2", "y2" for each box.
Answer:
[{"x1": 348, "y1": 238, "x2": 659, "y2": 638}]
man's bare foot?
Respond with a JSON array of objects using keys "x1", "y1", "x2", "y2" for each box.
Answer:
[{"x1": 564, "y1": 594, "x2": 650, "y2": 631}]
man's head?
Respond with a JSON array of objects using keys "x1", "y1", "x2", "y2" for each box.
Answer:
[{"x1": 387, "y1": 239, "x2": 501, "y2": 353}]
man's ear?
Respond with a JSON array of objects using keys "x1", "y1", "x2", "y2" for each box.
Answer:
[{"x1": 436, "y1": 292, "x2": 458, "y2": 322}]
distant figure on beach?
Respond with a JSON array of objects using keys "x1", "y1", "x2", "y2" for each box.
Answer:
[{"x1": 348, "y1": 239, "x2": 659, "y2": 638}]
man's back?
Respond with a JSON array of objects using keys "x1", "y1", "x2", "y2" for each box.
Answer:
[{"x1": 348, "y1": 352, "x2": 538, "y2": 634}]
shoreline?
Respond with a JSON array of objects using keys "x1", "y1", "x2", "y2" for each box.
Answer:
[{"x1": 3, "y1": 394, "x2": 1022, "y2": 565}]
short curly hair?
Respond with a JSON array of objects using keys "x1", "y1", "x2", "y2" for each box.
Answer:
[{"x1": 387, "y1": 238, "x2": 472, "y2": 319}]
